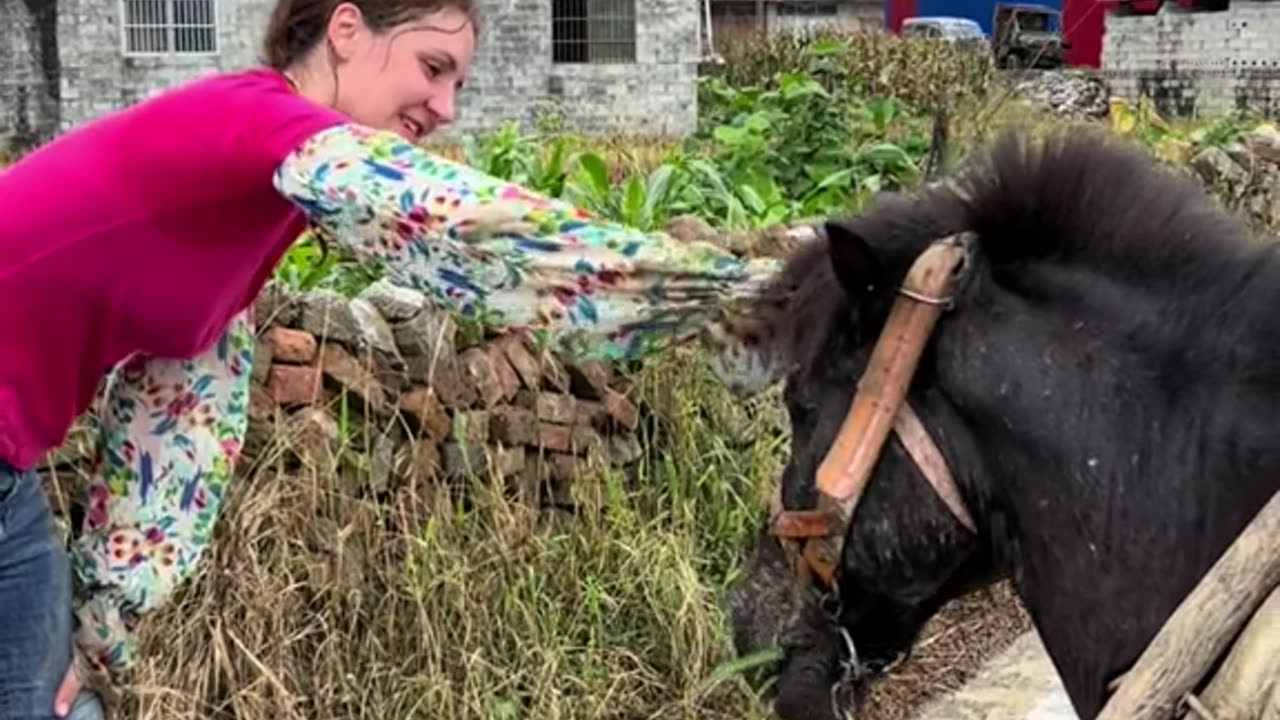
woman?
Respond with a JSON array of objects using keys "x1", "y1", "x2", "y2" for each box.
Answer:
[{"x1": 0, "y1": 0, "x2": 786, "y2": 717}]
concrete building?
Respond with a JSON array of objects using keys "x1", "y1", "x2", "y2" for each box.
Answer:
[
  {"x1": 1101, "y1": 0, "x2": 1280, "y2": 118},
  {"x1": 1, "y1": 0, "x2": 701, "y2": 151},
  {"x1": 707, "y1": 0, "x2": 882, "y2": 42}
]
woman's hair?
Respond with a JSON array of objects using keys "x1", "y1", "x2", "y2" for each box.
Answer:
[{"x1": 263, "y1": 0, "x2": 480, "y2": 69}]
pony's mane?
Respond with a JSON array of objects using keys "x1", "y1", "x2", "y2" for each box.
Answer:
[{"x1": 755, "y1": 126, "x2": 1276, "y2": 379}]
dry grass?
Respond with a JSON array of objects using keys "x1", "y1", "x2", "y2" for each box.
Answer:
[
  {"x1": 106, "y1": 349, "x2": 786, "y2": 720},
  {"x1": 860, "y1": 582, "x2": 1032, "y2": 720}
]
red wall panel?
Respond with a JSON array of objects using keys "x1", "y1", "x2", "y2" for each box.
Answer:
[
  {"x1": 1062, "y1": 0, "x2": 1105, "y2": 67},
  {"x1": 886, "y1": 0, "x2": 919, "y2": 33}
]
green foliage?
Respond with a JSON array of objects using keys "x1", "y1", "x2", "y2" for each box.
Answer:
[
  {"x1": 563, "y1": 152, "x2": 689, "y2": 231},
  {"x1": 273, "y1": 230, "x2": 384, "y2": 297},
  {"x1": 459, "y1": 120, "x2": 576, "y2": 197},
  {"x1": 689, "y1": 38, "x2": 928, "y2": 228}
]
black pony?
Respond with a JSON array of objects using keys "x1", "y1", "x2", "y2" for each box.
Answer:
[{"x1": 724, "y1": 127, "x2": 1280, "y2": 720}]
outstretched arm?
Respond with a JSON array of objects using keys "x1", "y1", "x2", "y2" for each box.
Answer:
[
  {"x1": 68, "y1": 309, "x2": 255, "y2": 678},
  {"x1": 272, "y1": 123, "x2": 785, "y2": 363}
]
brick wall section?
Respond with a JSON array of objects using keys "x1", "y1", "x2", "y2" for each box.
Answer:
[
  {"x1": 1102, "y1": 1, "x2": 1280, "y2": 118},
  {"x1": 56, "y1": 0, "x2": 271, "y2": 129},
  {"x1": 438, "y1": 0, "x2": 700, "y2": 139},
  {"x1": 39, "y1": 278, "x2": 649, "y2": 514},
  {"x1": 44, "y1": 0, "x2": 697, "y2": 139}
]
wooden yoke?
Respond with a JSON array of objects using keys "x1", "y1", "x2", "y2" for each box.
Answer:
[
  {"x1": 1096, "y1": 488, "x2": 1280, "y2": 720},
  {"x1": 770, "y1": 233, "x2": 975, "y2": 588}
]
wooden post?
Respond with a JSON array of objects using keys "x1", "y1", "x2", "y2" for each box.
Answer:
[
  {"x1": 1096, "y1": 489, "x2": 1280, "y2": 720},
  {"x1": 1196, "y1": 584, "x2": 1279, "y2": 720}
]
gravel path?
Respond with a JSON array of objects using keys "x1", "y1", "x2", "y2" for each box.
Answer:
[
  {"x1": 859, "y1": 580, "x2": 1037, "y2": 720},
  {"x1": 911, "y1": 630, "x2": 1078, "y2": 720}
]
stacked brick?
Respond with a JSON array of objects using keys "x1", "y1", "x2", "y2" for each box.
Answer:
[{"x1": 243, "y1": 279, "x2": 648, "y2": 508}]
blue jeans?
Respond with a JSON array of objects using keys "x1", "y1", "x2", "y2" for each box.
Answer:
[{"x1": 0, "y1": 462, "x2": 106, "y2": 720}]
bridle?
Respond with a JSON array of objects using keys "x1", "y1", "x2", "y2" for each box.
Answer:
[{"x1": 765, "y1": 232, "x2": 981, "y2": 713}]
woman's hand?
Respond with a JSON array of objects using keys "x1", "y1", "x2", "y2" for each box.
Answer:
[
  {"x1": 53, "y1": 647, "x2": 110, "y2": 718},
  {"x1": 53, "y1": 654, "x2": 82, "y2": 717}
]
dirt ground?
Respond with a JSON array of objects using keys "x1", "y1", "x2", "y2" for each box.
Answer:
[{"x1": 861, "y1": 580, "x2": 1034, "y2": 720}]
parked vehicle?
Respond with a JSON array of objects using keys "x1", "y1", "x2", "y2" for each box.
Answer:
[
  {"x1": 991, "y1": 3, "x2": 1068, "y2": 69},
  {"x1": 887, "y1": 0, "x2": 1107, "y2": 69},
  {"x1": 900, "y1": 15, "x2": 991, "y2": 54}
]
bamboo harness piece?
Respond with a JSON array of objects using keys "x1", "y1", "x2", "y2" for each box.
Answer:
[{"x1": 768, "y1": 232, "x2": 979, "y2": 588}]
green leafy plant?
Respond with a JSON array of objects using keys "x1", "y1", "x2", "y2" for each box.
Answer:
[
  {"x1": 563, "y1": 152, "x2": 688, "y2": 232},
  {"x1": 691, "y1": 39, "x2": 929, "y2": 228},
  {"x1": 460, "y1": 120, "x2": 576, "y2": 196},
  {"x1": 274, "y1": 230, "x2": 383, "y2": 297}
]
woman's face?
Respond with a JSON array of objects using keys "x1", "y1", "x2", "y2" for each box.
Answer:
[{"x1": 324, "y1": 3, "x2": 476, "y2": 142}]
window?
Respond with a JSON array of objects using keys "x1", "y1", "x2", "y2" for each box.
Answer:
[
  {"x1": 710, "y1": 1, "x2": 759, "y2": 19},
  {"x1": 903, "y1": 24, "x2": 941, "y2": 38},
  {"x1": 552, "y1": 0, "x2": 636, "y2": 64},
  {"x1": 122, "y1": 0, "x2": 217, "y2": 55},
  {"x1": 776, "y1": 1, "x2": 838, "y2": 16}
]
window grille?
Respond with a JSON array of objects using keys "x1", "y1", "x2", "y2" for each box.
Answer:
[
  {"x1": 552, "y1": 0, "x2": 636, "y2": 64},
  {"x1": 122, "y1": 0, "x2": 217, "y2": 55}
]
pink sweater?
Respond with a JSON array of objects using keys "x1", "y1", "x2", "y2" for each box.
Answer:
[{"x1": 0, "y1": 69, "x2": 345, "y2": 470}]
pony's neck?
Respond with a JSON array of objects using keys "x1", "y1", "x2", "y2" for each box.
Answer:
[{"x1": 935, "y1": 264, "x2": 1279, "y2": 717}]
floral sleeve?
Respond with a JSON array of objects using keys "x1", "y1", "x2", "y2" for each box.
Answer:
[
  {"x1": 67, "y1": 309, "x2": 255, "y2": 678},
  {"x1": 272, "y1": 123, "x2": 786, "y2": 366}
]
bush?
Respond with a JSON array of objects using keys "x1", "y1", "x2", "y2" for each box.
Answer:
[{"x1": 691, "y1": 37, "x2": 930, "y2": 228}]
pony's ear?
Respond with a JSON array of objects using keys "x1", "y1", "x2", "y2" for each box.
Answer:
[{"x1": 824, "y1": 220, "x2": 882, "y2": 301}]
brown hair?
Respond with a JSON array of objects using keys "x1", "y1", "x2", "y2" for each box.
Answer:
[{"x1": 263, "y1": 0, "x2": 479, "y2": 70}]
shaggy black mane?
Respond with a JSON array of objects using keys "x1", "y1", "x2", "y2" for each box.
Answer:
[{"x1": 756, "y1": 126, "x2": 1280, "y2": 380}]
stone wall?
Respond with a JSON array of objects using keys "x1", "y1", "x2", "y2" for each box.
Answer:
[
  {"x1": 1102, "y1": 1, "x2": 1280, "y2": 118},
  {"x1": 42, "y1": 0, "x2": 698, "y2": 139},
  {"x1": 1185, "y1": 123, "x2": 1280, "y2": 232},
  {"x1": 39, "y1": 278, "x2": 652, "y2": 520}
]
